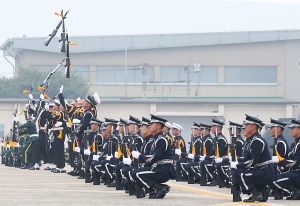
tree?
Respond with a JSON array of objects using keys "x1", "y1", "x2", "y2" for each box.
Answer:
[{"x1": 0, "y1": 67, "x2": 90, "y2": 99}]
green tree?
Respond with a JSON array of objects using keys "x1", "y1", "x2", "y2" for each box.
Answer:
[{"x1": 0, "y1": 67, "x2": 90, "y2": 99}]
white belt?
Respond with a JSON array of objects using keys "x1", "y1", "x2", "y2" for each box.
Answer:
[
  {"x1": 50, "y1": 127, "x2": 63, "y2": 131},
  {"x1": 29, "y1": 134, "x2": 38, "y2": 137},
  {"x1": 39, "y1": 127, "x2": 46, "y2": 130},
  {"x1": 254, "y1": 160, "x2": 272, "y2": 168}
]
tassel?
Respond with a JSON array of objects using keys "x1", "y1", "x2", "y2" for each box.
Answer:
[
  {"x1": 92, "y1": 141, "x2": 96, "y2": 153},
  {"x1": 117, "y1": 144, "x2": 122, "y2": 158},
  {"x1": 276, "y1": 148, "x2": 285, "y2": 161},
  {"x1": 192, "y1": 144, "x2": 196, "y2": 155},
  {"x1": 216, "y1": 144, "x2": 220, "y2": 158},
  {"x1": 72, "y1": 139, "x2": 77, "y2": 152},
  {"x1": 203, "y1": 146, "x2": 207, "y2": 155},
  {"x1": 57, "y1": 129, "x2": 62, "y2": 139},
  {"x1": 3, "y1": 141, "x2": 7, "y2": 149}
]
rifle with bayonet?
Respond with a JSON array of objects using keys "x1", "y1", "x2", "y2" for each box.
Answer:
[
  {"x1": 272, "y1": 128, "x2": 283, "y2": 200},
  {"x1": 45, "y1": 10, "x2": 69, "y2": 46}
]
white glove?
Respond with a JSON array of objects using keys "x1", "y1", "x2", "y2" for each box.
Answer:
[
  {"x1": 44, "y1": 104, "x2": 49, "y2": 111},
  {"x1": 55, "y1": 122, "x2": 62, "y2": 127},
  {"x1": 175, "y1": 149, "x2": 181, "y2": 156},
  {"x1": 7, "y1": 144, "x2": 10, "y2": 149},
  {"x1": 93, "y1": 155, "x2": 99, "y2": 161},
  {"x1": 215, "y1": 158, "x2": 223, "y2": 164},
  {"x1": 231, "y1": 161, "x2": 238, "y2": 169},
  {"x1": 40, "y1": 94, "x2": 44, "y2": 100},
  {"x1": 123, "y1": 158, "x2": 132, "y2": 166},
  {"x1": 75, "y1": 147, "x2": 80, "y2": 153},
  {"x1": 106, "y1": 155, "x2": 112, "y2": 160},
  {"x1": 132, "y1": 151, "x2": 139, "y2": 159},
  {"x1": 84, "y1": 149, "x2": 91, "y2": 156},
  {"x1": 272, "y1": 156, "x2": 279, "y2": 163},
  {"x1": 188, "y1": 153, "x2": 195, "y2": 159},
  {"x1": 200, "y1": 156, "x2": 205, "y2": 161},
  {"x1": 13, "y1": 117, "x2": 18, "y2": 122},
  {"x1": 15, "y1": 143, "x2": 20, "y2": 148},
  {"x1": 1, "y1": 143, "x2": 3, "y2": 146},
  {"x1": 28, "y1": 93, "x2": 33, "y2": 100},
  {"x1": 73, "y1": 119, "x2": 81, "y2": 124},
  {"x1": 114, "y1": 151, "x2": 119, "y2": 158},
  {"x1": 25, "y1": 103, "x2": 29, "y2": 108},
  {"x1": 59, "y1": 85, "x2": 64, "y2": 93}
]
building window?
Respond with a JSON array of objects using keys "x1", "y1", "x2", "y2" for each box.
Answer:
[
  {"x1": 96, "y1": 66, "x2": 153, "y2": 84},
  {"x1": 224, "y1": 66, "x2": 277, "y2": 83},
  {"x1": 0, "y1": 125, "x2": 4, "y2": 138},
  {"x1": 160, "y1": 66, "x2": 185, "y2": 83},
  {"x1": 71, "y1": 66, "x2": 90, "y2": 80}
]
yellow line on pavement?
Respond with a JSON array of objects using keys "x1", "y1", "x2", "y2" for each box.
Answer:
[{"x1": 168, "y1": 183, "x2": 270, "y2": 206}]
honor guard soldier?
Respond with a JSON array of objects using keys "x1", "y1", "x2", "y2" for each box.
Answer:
[
  {"x1": 185, "y1": 122, "x2": 203, "y2": 184},
  {"x1": 228, "y1": 121, "x2": 245, "y2": 158},
  {"x1": 17, "y1": 107, "x2": 38, "y2": 169},
  {"x1": 173, "y1": 123, "x2": 186, "y2": 159},
  {"x1": 273, "y1": 119, "x2": 300, "y2": 200},
  {"x1": 131, "y1": 114, "x2": 175, "y2": 199},
  {"x1": 199, "y1": 123, "x2": 216, "y2": 186},
  {"x1": 100, "y1": 118, "x2": 119, "y2": 186},
  {"x1": 123, "y1": 117, "x2": 155, "y2": 194},
  {"x1": 232, "y1": 114, "x2": 275, "y2": 202},
  {"x1": 90, "y1": 124, "x2": 111, "y2": 185},
  {"x1": 207, "y1": 119, "x2": 229, "y2": 187},
  {"x1": 163, "y1": 122, "x2": 173, "y2": 146}
]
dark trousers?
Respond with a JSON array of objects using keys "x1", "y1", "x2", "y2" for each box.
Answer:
[
  {"x1": 68, "y1": 141, "x2": 75, "y2": 167},
  {"x1": 54, "y1": 130, "x2": 65, "y2": 168},
  {"x1": 132, "y1": 167, "x2": 170, "y2": 189},
  {"x1": 101, "y1": 160, "x2": 115, "y2": 179},
  {"x1": 32, "y1": 130, "x2": 48, "y2": 164},
  {"x1": 200, "y1": 159, "x2": 216, "y2": 181},
  {"x1": 186, "y1": 161, "x2": 200, "y2": 181},
  {"x1": 273, "y1": 171, "x2": 300, "y2": 194},
  {"x1": 234, "y1": 168, "x2": 273, "y2": 193},
  {"x1": 216, "y1": 162, "x2": 230, "y2": 182},
  {"x1": 176, "y1": 158, "x2": 188, "y2": 178},
  {"x1": 91, "y1": 160, "x2": 103, "y2": 177}
]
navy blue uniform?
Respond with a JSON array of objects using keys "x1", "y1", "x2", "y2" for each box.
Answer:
[
  {"x1": 273, "y1": 137, "x2": 300, "y2": 194},
  {"x1": 131, "y1": 132, "x2": 175, "y2": 190},
  {"x1": 200, "y1": 134, "x2": 214, "y2": 181},
  {"x1": 234, "y1": 132, "x2": 275, "y2": 194},
  {"x1": 185, "y1": 136, "x2": 202, "y2": 182}
]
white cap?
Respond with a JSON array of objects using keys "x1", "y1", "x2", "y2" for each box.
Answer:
[
  {"x1": 164, "y1": 122, "x2": 173, "y2": 129},
  {"x1": 172, "y1": 123, "x2": 184, "y2": 131},
  {"x1": 93, "y1": 92, "x2": 100, "y2": 104}
]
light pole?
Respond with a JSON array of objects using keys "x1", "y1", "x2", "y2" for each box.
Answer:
[{"x1": 185, "y1": 62, "x2": 201, "y2": 100}]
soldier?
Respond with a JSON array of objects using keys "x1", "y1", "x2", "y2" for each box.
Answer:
[
  {"x1": 232, "y1": 114, "x2": 275, "y2": 202},
  {"x1": 131, "y1": 114, "x2": 175, "y2": 199},
  {"x1": 163, "y1": 122, "x2": 173, "y2": 146},
  {"x1": 185, "y1": 122, "x2": 203, "y2": 184},
  {"x1": 173, "y1": 123, "x2": 187, "y2": 181},
  {"x1": 17, "y1": 107, "x2": 38, "y2": 169},
  {"x1": 99, "y1": 118, "x2": 119, "y2": 186},
  {"x1": 228, "y1": 121, "x2": 245, "y2": 158},
  {"x1": 207, "y1": 119, "x2": 228, "y2": 187},
  {"x1": 199, "y1": 123, "x2": 214, "y2": 186},
  {"x1": 273, "y1": 119, "x2": 300, "y2": 200}
]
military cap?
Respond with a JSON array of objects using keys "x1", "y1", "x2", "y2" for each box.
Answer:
[
  {"x1": 54, "y1": 99, "x2": 61, "y2": 106},
  {"x1": 164, "y1": 122, "x2": 173, "y2": 129},
  {"x1": 200, "y1": 123, "x2": 212, "y2": 130},
  {"x1": 172, "y1": 123, "x2": 184, "y2": 131},
  {"x1": 191, "y1": 122, "x2": 201, "y2": 130},
  {"x1": 104, "y1": 118, "x2": 118, "y2": 126},
  {"x1": 269, "y1": 118, "x2": 286, "y2": 129},
  {"x1": 127, "y1": 115, "x2": 142, "y2": 125},
  {"x1": 288, "y1": 119, "x2": 300, "y2": 128},
  {"x1": 118, "y1": 118, "x2": 128, "y2": 126},
  {"x1": 150, "y1": 114, "x2": 167, "y2": 124},
  {"x1": 26, "y1": 108, "x2": 35, "y2": 114},
  {"x1": 243, "y1": 114, "x2": 265, "y2": 128},
  {"x1": 89, "y1": 118, "x2": 103, "y2": 125},
  {"x1": 85, "y1": 92, "x2": 100, "y2": 106},
  {"x1": 140, "y1": 117, "x2": 151, "y2": 126},
  {"x1": 211, "y1": 119, "x2": 225, "y2": 127},
  {"x1": 228, "y1": 121, "x2": 243, "y2": 130}
]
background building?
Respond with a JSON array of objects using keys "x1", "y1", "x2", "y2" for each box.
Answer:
[{"x1": 1, "y1": 30, "x2": 300, "y2": 140}]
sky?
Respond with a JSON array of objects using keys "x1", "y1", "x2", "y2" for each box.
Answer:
[{"x1": 1, "y1": 0, "x2": 300, "y2": 77}]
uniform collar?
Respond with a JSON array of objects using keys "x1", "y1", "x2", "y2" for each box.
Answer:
[
  {"x1": 295, "y1": 137, "x2": 300, "y2": 142},
  {"x1": 153, "y1": 131, "x2": 163, "y2": 139}
]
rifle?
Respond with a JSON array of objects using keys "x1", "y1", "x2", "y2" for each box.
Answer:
[
  {"x1": 58, "y1": 10, "x2": 68, "y2": 52},
  {"x1": 230, "y1": 126, "x2": 242, "y2": 202},
  {"x1": 12, "y1": 105, "x2": 18, "y2": 142},
  {"x1": 272, "y1": 128, "x2": 283, "y2": 200},
  {"x1": 45, "y1": 10, "x2": 69, "y2": 46},
  {"x1": 200, "y1": 134, "x2": 207, "y2": 186}
]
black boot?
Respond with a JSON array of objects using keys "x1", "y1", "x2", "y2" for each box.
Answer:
[
  {"x1": 176, "y1": 169, "x2": 182, "y2": 181},
  {"x1": 128, "y1": 180, "x2": 136, "y2": 196},
  {"x1": 286, "y1": 190, "x2": 300, "y2": 200},
  {"x1": 218, "y1": 180, "x2": 226, "y2": 188},
  {"x1": 257, "y1": 186, "x2": 270, "y2": 202},
  {"x1": 115, "y1": 175, "x2": 123, "y2": 190},
  {"x1": 244, "y1": 188, "x2": 263, "y2": 202},
  {"x1": 93, "y1": 173, "x2": 100, "y2": 185},
  {"x1": 106, "y1": 176, "x2": 113, "y2": 186},
  {"x1": 149, "y1": 183, "x2": 167, "y2": 199},
  {"x1": 188, "y1": 175, "x2": 195, "y2": 184},
  {"x1": 136, "y1": 182, "x2": 145, "y2": 198},
  {"x1": 208, "y1": 179, "x2": 218, "y2": 186}
]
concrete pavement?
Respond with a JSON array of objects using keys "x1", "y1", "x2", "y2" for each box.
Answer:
[{"x1": 0, "y1": 164, "x2": 298, "y2": 206}]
